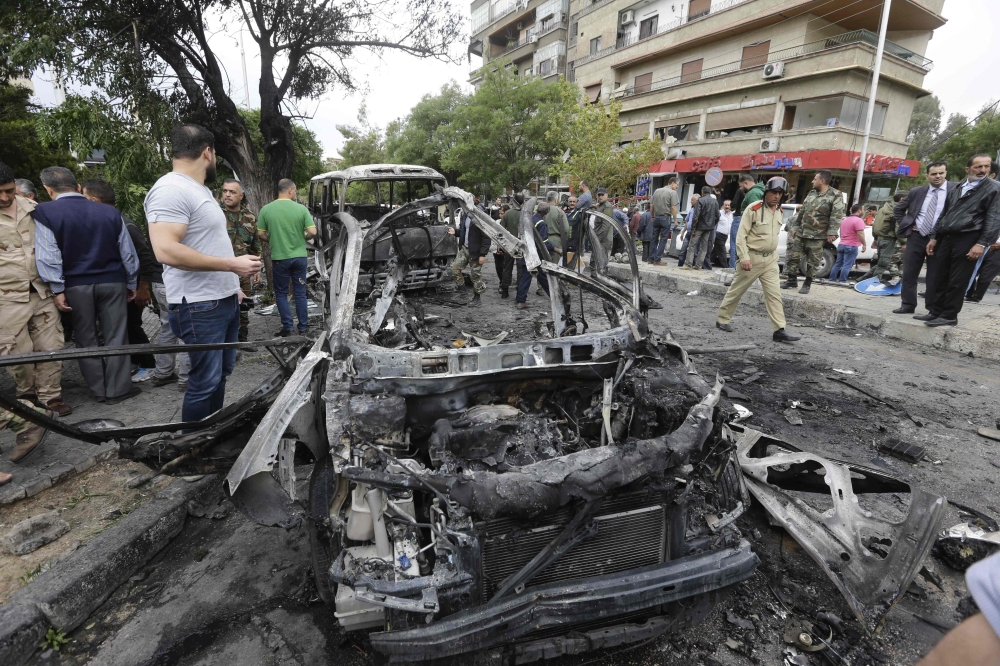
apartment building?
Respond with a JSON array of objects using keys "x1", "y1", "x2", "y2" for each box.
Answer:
[
  {"x1": 469, "y1": 0, "x2": 572, "y2": 84},
  {"x1": 565, "y1": 0, "x2": 944, "y2": 203}
]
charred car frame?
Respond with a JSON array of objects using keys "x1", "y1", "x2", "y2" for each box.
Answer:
[{"x1": 0, "y1": 173, "x2": 946, "y2": 663}]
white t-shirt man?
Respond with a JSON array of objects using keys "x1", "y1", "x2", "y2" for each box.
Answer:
[{"x1": 144, "y1": 172, "x2": 239, "y2": 304}]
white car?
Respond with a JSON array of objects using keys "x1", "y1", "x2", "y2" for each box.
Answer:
[{"x1": 724, "y1": 204, "x2": 875, "y2": 278}]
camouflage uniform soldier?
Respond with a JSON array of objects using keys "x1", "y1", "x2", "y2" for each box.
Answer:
[
  {"x1": 861, "y1": 193, "x2": 906, "y2": 283},
  {"x1": 0, "y1": 169, "x2": 71, "y2": 417},
  {"x1": 783, "y1": 170, "x2": 845, "y2": 294},
  {"x1": 221, "y1": 179, "x2": 260, "y2": 342},
  {"x1": 592, "y1": 188, "x2": 615, "y2": 254}
]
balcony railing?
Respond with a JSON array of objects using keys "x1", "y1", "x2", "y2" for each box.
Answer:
[
  {"x1": 574, "y1": 0, "x2": 750, "y2": 67},
  {"x1": 612, "y1": 30, "x2": 933, "y2": 99},
  {"x1": 521, "y1": 65, "x2": 566, "y2": 81},
  {"x1": 472, "y1": 0, "x2": 530, "y2": 35}
]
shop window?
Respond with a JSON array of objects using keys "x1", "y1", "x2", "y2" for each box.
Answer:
[
  {"x1": 634, "y1": 72, "x2": 653, "y2": 94},
  {"x1": 680, "y1": 58, "x2": 703, "y2": 83},
  {"x1": 639, "y1": 16, "x2": 658, "y2": 39}
]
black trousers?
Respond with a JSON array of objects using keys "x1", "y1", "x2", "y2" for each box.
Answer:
[
  {"x1": 493, "y1": 250, "x2": 514, "y2": 288},
  {"x1": 900, "y1": 232, "x2": 931, "y2": 310},
  {"x1": 969, "y1": 248, "x2": 1000, "y2": 301},
  {"x1": 712, "y1": 233, "x2": 729, "y2": 267},
  {"x1": 924, "y1": 230, "x2": 982, "y2": 320},
  {"x1": 641, "y1": 241, "x2": 652, "y2": 262},
  {"x1": 127, "y1": 300, "x2": 156, "y2": 368}
]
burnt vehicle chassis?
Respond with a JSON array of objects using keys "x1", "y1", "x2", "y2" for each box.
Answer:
[{"x1": 0, "y1": 185, "x2": 946, "y2": 663}]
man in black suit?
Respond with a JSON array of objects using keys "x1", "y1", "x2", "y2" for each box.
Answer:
[
  {"x1": 892, "y1": 161, "x2": 954, "y2": 314},
  {"x1": 916, "y1": 154, "x2": 1000, "y2": 326}
]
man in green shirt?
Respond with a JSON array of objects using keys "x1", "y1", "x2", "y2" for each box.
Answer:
[{"x1": 257, "y1": 179, "x2": 317, "y2": 336}]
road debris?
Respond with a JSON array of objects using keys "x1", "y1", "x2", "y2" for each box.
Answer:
[
  {"x1": 878, "y1": 438, "x2": 927, "y2": 463},
  {"x1": 978, "y1": 427, "x2": 1000, "y2": 442},
  {"x1": 782, "y1": 409, "x2": 803, "y2": 425},
  {"x1": 1, "y1": 511, "x2": 71, "y2": 556}
]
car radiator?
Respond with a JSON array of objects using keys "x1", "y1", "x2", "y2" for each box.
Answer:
[{"x1": 478, "y1": 490, "x2": 668, "y2": 603}]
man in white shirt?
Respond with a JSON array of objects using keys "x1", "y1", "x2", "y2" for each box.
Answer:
[
  {"x1": 713, "y1": 200, "x2": 734, "y2": 267},
  {"x1": 145, "y1": 124, "x2": 262, "y2": 423}
]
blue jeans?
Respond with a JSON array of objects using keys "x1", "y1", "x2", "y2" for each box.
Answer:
[
  {"x1": 273, "y1": 256, "x2": 309, "y2": 332},
  {"x1": 649, "y1": 216, "x2": 672, "y2": 261},
  {"x1": 168, "y1": 295, "x2": 240, "y2": 424},
  {"x1": 831, "y1": 245, "x2": 860, "y2": 282},
  {"x1": 729, "y1": 215, "x2": 741, "y2": 268}
]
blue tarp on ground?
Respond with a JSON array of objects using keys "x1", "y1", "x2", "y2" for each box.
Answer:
[{"x1": 854, "y1": 276, "x2": 903, "y2": 296}]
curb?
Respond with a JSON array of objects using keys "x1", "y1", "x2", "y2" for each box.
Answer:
[
  {"x1": 614, "y1": 264, "x2": 1000, "y2": 362},
  {"x1": 0, "y1": 475, "x2": 220, "y2": 666},
  {"x1": 0, "y1": 444, "x2": 118, "y2": 506}
]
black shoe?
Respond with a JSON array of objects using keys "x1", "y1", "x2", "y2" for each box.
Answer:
[
  {"x1": 892, "y1": 307, "x2": 915, "y2": 314},
  {"x1": 275, "y1": 329, "x2": 293, "y2": 338},
  {"x1": 925, "y1": 317, "x2": 957, "y2": 327},
  {"x1": 799, "y1": 278, "x2": 812, "y2": 294},
  {"x1": 912, "y1": 314, "x2": 936, "y2": 321},
  {"x1": 716, "y1": 322, "x2": 733, "y2": 332},
  {"x1": 500, "y1": 287, "x2": 509, "y2": 299},
  {"x1": 773, "y1": 328, "x2": 801, "y2": 342},
  {"x1": 470, "y1": 293, "x2": 481, "y2": 304},
  {"x1": 105, "y1": 386, "x2": 141, "y2": 406},
  {"x1": 238, "y1": 329, "x2": 249, "y2": 343},
  {"x1": 150, "y1": 372, "x2": 179, "y2": 387},
  {"x1": 782, "y1": 277, "x2": 798, "y2": 290}
]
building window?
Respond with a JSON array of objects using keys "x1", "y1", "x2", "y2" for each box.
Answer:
[
  {"x1": 590, "y1": 36, "x2": 602, "y2": 55},
  {"x1": 568, "y1": 61, "x2": 575, "y2": 82},
  {"x1": 655, "y1": 122, "x2": 699, "y2": 142},
  {"x1": 740, "y1": 41, "x2": 770, "y2": 69},
  {"x1": 569, "y1": 21, "x2": 578, "y2": 46},
  {"x1": 634, "y1": 72, "x2": 653, "y2": 94},
  {"x1": 680, "y1": 58, "x2": 703, "y2": 83},
  {"x1": 786, "y1": 96, "x2": 888, "y2": 134},
  {"x1": 688, "y1": 0, "x2": 711, "y2": 21},
  {"x1": 639, "y1": 16, "x2": 658, "y2": 40}
]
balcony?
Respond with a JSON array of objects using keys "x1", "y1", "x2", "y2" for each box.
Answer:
[
  {"x1": 612, "y1": 30, "x2": 933, "y2": 99},
  {"x1": 472, "y1": 0, "x2": 530, "y2": 35},
  {"x1": 574, "y1": 0, "x2": 943, "y2": 69}
]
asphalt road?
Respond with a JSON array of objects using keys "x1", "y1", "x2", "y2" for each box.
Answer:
[{"x1": 35, "y1": 276, "x2": 1000, "y2": 666}]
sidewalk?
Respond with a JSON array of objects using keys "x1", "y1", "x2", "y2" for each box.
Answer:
[{"x1": 611, "y1": 261, "x2": 1000, "y2": 361}]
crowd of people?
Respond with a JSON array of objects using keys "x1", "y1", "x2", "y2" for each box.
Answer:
[{"x1": 0, "y1": 123, "x2": 323, "y2": 488}]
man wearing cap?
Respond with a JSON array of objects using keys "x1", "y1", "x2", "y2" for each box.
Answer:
[{"x1": 716, "y1": 177, "x2": 801, "y2": 343}]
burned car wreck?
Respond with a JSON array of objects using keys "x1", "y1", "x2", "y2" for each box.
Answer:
[{"x1": 0, "y1": 177, "x2": 947, "y2": 663}]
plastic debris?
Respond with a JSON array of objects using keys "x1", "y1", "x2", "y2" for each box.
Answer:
[
  {"x1": 878, "y1": 438, "x2": 926, "y2": 463},
  {"x1": 733, "y1": 404, "x2": 753, "y2": 422},
  {"x1": 783, "y1": 408, "x2": 803, "y2": 426}
]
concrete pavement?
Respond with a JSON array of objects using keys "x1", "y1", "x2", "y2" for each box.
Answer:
[{"x1": 613, "y1": 260, "x2": 1000, "y2": 360}]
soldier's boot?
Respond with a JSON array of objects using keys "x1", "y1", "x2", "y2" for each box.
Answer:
[
  {"x1": 500, "y1": 286, "x2": 509, "y2": 299},
  {"x1": 798, "y1": 277, "x2": 812, "y2": 295},
  {"x1": 470, "y1": 292, "x2": 481, "y2": 304},
  {"x1": 238, "y1": 328, "x2": 249, "y2": 343},
  {"x1": 879, "y1": 272, "x2": 893, "y2": 285},
  {"x1": 782, "y1": 275, "x2": 799, "y2": 290}
]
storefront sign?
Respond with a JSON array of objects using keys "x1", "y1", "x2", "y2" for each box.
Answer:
[
  {"x1": 741, "y1": 154, "x2": 804, "y2": 170},
  {"x1": 648, "y1": 150, "x2": 920, "y2": 177},
  {"x1": 850, "y1": 154, "x2": 912, "y2": 176}
]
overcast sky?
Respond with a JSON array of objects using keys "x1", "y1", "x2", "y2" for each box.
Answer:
[{"x1": 30, "y1": 0, "x2": 996, "y2": 160}]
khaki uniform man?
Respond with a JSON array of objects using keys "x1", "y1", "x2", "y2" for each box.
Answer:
[
  {"x1": 783, "y1": 170, "x2": 845, "y2": 294},
  {"x1": 221, "y1": 179, "x2": 260, "y2": 341},
  {"x1": 716, "y1": 177, "x2": 800, "y2": 343},
  {"x1": 0, "y1": 194, "x2": 70, "y2": 414}
]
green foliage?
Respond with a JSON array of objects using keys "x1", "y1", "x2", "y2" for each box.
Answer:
[
  {"x1": 441, "y1": 62, "x2": 579, "y2": 196},
  {"x1": 553, "y1": 99, "x2": 662, "y2": 201},
  {"x1": 35, "y1": 94, "x2": 171, "y2": 225},
  {"x1": 40, "y1": 627, "x2": 69, "y2": 651},
  {"x1": 386, "y1": 82, "x2": 467, "y2": 183},
  {"x1": 0, "y1": 82, "x2": 77, "y2": 194},
  {"x1": 336, "y1": 103, "x2": 396, "y2": 168},
  {"x1": 239, "y1": 110, "x2": 324, "y2": 191},
  {"x1": 930, "y1": 103, "x2": 1000, "y2": 181},
  {"x1": 906, "y1": 95, "x2": 942, "y2": 162}
]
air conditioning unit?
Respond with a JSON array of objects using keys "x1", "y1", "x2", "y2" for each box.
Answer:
[
  {"x1": 762, "y1": 61, "x2": 785, "y2": 80},
  {"x1": 759, "y1": 137, "x2": 780, "y2": 152},
  {"x1": 620, "y1": 10, "x2": 635, "y2": 25},
  {"x1": 528, "y1": 32, "x2": 539, "y2": 43}
]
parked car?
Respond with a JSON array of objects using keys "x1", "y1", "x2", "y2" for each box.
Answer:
[{"x1": 724, "y1": 204, "x2": 875, "y2": 278}]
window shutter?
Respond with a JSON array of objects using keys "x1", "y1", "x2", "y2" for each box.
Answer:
[
  {"x1": 705, "y1": 104, "x2": 777, "y2": 131},
  {"x1": 740, "y1": 41, "x2": 771, "y2": 68},
  {"x1": 680, "y1": 59, "x2": 703, "y2": 83},
  {"x1": 634, "y1": 72, "x2": 653, "y2": 94}
]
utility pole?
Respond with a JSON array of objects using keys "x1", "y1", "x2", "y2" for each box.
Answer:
[
  {"x1": 852, "y1": 0, "x2": 892, "y2": 205},
  {"x1": 240, "y1": 29, "x2": 251, "y2": 110}
]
